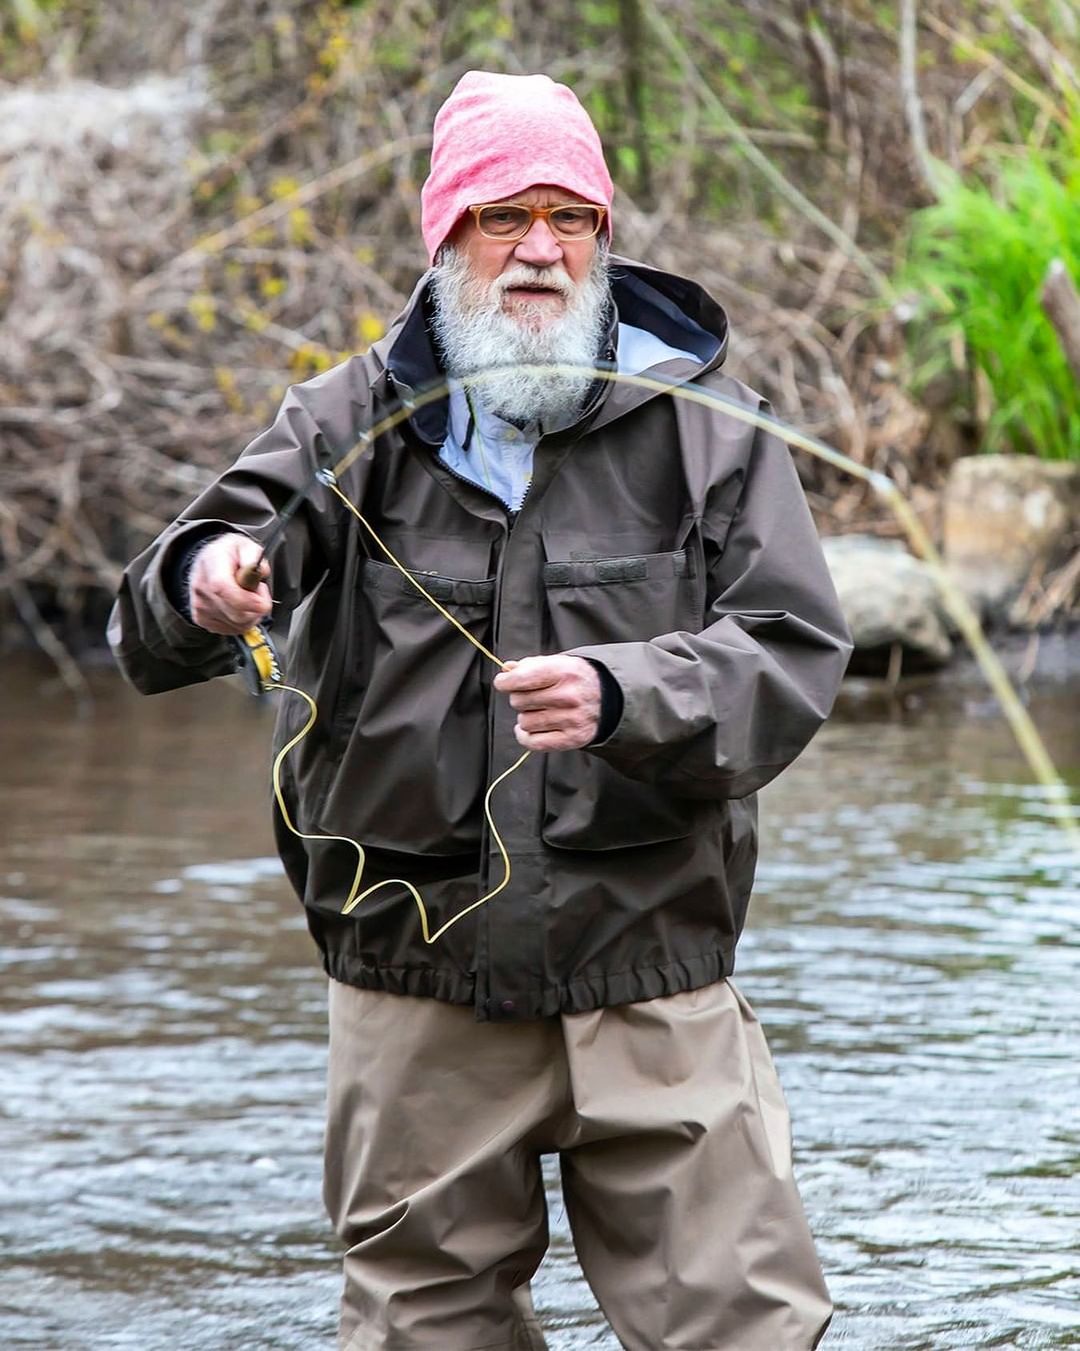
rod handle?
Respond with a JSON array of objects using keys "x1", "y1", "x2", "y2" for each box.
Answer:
[{"x1": 235, "y1": 562, "x2": 265, "y2": 592}]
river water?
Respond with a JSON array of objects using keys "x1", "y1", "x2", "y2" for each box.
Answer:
[{"x1": 1, "y1": 642, "x2": 1077, "y2": 1350}]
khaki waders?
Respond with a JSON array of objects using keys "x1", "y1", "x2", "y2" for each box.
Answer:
[{"x1": 324, "y1": 978, "x2": 832, "y2": 1351}]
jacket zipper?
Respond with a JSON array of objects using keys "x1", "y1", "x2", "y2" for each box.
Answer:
[{"x1": 436, "y1": 456, "x2": 514, "y2": 515}]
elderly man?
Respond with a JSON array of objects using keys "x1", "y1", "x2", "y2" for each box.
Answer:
[{"x1": 111, "y1": 71, "x2": 850, "y2": 1351}]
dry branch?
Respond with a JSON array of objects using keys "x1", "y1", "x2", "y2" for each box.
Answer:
[
  {"x1": 1041, "y1": 260, "x2": 1080, "y2": 387},
  {"x1": 899, "y1": 0, "x2": 943, "y2": 199}
]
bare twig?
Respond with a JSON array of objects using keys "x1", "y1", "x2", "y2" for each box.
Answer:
[
  {"x1": 899, "y1": 0, "x2": 945, "y2": 198},
  {"x1": 1005, "y1": 7, "x2": 1080, "y2": 98},
  {"x1": 1041, "y1": 260, "x2": 1080, "y2": 386}
]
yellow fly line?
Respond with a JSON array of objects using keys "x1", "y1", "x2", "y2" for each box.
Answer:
[
  {"x1": 251, "y1": 364, "x2": 1078, "y2": 940},
  {"x1": 269, "y1": 677, "x2": 528, "y2": 942},
  {"x1": 259, "y1": 462, "x2": 530, "y2": 944}
]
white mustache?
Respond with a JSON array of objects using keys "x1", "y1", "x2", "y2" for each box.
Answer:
[{"x1": 494, "y1": 266, "x2": 573, "y2": 298}]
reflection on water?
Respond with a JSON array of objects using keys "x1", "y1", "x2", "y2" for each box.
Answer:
[{"x1": 1, "y1": 644, "x2": 1077, "y2": 1350}]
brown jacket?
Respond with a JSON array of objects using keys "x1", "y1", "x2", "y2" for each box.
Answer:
[{"x1": 109, "y1": 257, "x2": 851, "y2": 1020}]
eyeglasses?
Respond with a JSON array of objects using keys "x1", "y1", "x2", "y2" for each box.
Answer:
[{"x1": 468, "y1": 202, "x2": 607, "y2": 243}]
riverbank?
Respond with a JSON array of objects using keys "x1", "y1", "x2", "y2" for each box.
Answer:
[{"x1": 4, "y1": 4, "x2": 1077, "y2": 675}]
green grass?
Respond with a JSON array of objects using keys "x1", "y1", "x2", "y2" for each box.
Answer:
[{"x1": 900, "y1": 138, "x2": 1080, "y2": 460}]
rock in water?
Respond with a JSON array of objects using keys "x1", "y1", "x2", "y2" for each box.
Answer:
[
  {"x1": 943, "y1": 455, "x2": 1080, "y2": 623},
  {"x1": 823, "y1": 535, "x2": 953, "y2": 675}
]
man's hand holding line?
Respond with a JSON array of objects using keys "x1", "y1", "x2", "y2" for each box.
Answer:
[{"x1": 494, "y1": 654, "x2": 602, "y2": 751}]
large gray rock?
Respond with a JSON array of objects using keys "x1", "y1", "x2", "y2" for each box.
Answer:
[
  {"x1": 822, "y1": 535, "x2": 953, "y2": 673},
  {"x1": 943, "y1": 455, "x2": 1080, "y2": 622}
]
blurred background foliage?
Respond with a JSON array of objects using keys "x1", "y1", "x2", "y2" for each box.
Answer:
[
  {"x1": 904, "y1": 140, "x2": 1080, "y2": 459},
  {"x1": 0, "y1": 0, "x2": 1077, "y2": 657}
]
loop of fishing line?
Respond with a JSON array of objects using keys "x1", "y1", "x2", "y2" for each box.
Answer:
[
  {"x1": 269, "y1": 679, "x2": 528, "y2": 943},
  {"x1": 259, "y1": 472, "x2": 528, "y2": 943}
]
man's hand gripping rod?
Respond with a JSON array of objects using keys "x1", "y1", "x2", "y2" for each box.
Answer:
[{"x1": 229, "y1": 465, "x2": 338, "y2": 695}]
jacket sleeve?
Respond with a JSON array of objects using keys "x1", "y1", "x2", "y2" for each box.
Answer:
[
  {"x1": 108, "y1": 359, "x2": 371, "y2": 695},
  {"x1": 568, "y1": 418, "x2": 852, "y2": 800}
]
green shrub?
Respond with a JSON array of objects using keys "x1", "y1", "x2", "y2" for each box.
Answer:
[{"x1": 900, "y1": 138, "x2": 1080, "y2": 460}]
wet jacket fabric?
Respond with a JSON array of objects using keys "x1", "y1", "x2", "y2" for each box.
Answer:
[{"x1": 109, "y1": 256, "x2": 851, "y2": 1022}]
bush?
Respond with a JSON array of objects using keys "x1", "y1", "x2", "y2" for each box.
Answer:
[{"x1": 901, "y1": 135, "x2": 1080, "y2": 461}]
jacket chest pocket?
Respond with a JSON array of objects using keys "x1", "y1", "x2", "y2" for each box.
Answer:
[
  {"x1": 319, "y1": 557, "x2": 495, "y2": 854},
  {"x1": 540, "y1": 534, "x2": 705, "y2": 851}
]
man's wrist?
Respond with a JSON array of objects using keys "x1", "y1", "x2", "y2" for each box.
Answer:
[
  {"x1": 583, "y1": 658, "x2": 623, "y2": 744},
  {"x1": 163, "y1": 531, "x2": 229, "y2": 620}
]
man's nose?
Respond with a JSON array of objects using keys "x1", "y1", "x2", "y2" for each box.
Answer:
[{"x1": 513, "y1": 217, "x2": 564, "y2": 267}]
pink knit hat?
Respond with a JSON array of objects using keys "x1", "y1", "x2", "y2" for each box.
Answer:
[{"x1": 420, "y1": 71, "x2": 614, "y2": 263}]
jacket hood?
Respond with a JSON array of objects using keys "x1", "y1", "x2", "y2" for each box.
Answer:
[
  {"x1": 370, "y1": 255, "x2": 729, "y2": 445},
  {"x1": 608, "y1": 255, "x2": 728, "y2": 368}
]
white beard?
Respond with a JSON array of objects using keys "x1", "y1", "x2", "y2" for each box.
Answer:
[{"x1": 429, "y1": 243, "x2": 611, "y2": 427}]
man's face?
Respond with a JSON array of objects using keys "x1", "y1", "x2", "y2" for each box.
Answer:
[
  {"x1": 430, "y1": 185, "x2": 610, "y2": 427},
  {"x1": 447, "y1": 185, "x2": 600, "y2": 324}
]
